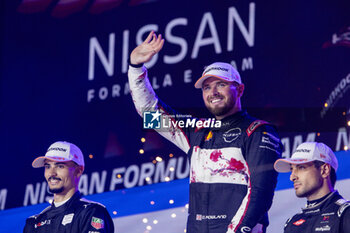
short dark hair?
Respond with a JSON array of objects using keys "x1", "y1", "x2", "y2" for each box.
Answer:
[{"x1": 313, "y1": 160, "x2": 337, "y2": 187}]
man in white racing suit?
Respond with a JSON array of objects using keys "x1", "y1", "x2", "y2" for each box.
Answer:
[{"x1": 128, "y1": 31, "x2": 282, "y2": 233}]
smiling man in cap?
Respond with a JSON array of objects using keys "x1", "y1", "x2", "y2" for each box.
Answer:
[
  {"x1": 127, "y1": 31, "x2": 283, "y2": 233},
  {"x1": 274, "y1": 142, "x2": 350, "y2": 233},
  {"x1": 195, "y1": 62, "x2": 243, "y2": 120},
  {"x1": 23, "y1": 141, "x2": 114, "y2": 233}
]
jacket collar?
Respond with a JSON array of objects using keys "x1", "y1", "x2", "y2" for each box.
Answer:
[
  {"x1": 302, "y1": 191, "x2": 339, "y2": 213},
  {"x1": 217, "y1": 111, "x2": 247, "y2": 129}
]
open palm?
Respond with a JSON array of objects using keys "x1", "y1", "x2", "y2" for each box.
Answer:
[{"x1": 130, "y1": 31, "x2": 164, "y2": 65}]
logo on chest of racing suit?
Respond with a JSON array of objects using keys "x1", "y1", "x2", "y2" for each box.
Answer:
[
  {"x1": 62, "y1": 213, "x2": 74, "y2": 226},
  {"x1": 321, "y1": 212, "x2": 335, "y2": 223},
  {"x1": 293, "y1": 219, "x2": 306, "y2": 226},
  {"x1": 34, "y1": 220, "x2": 51, "y2": 228},
  {"x1": 205, "y1": 131, "x2": 213, "y2": 141},
  {"x1": 223, "y1": 128, "x2": 241, "y2": 143},
  {"x1": 315, "y1": 225, "x2": 331, "y2": 231}
]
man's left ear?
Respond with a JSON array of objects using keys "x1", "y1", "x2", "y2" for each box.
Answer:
[
  {"x1": 321, "y1": 163, "x2": 331, "y2": 178},
  {"x1": 238, "y1": 84, "x2": 245, "y2": 97},
  {"x1": 75, "y1": 166, "x2": 84, "y2": 178}
]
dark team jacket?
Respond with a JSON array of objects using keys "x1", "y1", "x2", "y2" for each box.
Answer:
[
  {"x1": 284, "y1": 191, "x2": 350, "y2": 233},
  {"x1": 23, "y1": 191, "x2": 115, "y2": 233},
  {"x1": 128, "y1": 65, "x2": 283, "y2": 233}
]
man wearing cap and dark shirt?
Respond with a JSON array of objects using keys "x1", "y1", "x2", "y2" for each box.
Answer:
[
  {"x1": 23, "y1": 141, "x2": 114, "y2": 233},
  {"x1": 127, "y1": 31, "x2": 283, "y2": 233},
  {"x1": 274, "y1": 142, "x2": 350, "y2": 233}
]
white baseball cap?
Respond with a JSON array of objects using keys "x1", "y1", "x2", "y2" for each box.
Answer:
[
  {"x1": 274, "y1": 142, "x2": 338, "y2": 172},
  {"x1": 194, "y1": 62, "x2": 242, "y2": 89},
  {"x1": 32, "y1": 141, "x2": 85, "y2": 168}
]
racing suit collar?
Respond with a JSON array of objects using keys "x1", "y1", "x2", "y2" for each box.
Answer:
[
  {"x1": 214, "y1": 110, "x2": 247, "y2": 131},
  {"x1": 51, "y1": 191, "x2": 82, "y2": 209},
  {"x1": 218, "y1": 110, "x2": 246, "y2": 125},
  {"x1": 302, "y1": 191, "x2": 337, "y2": 212}
]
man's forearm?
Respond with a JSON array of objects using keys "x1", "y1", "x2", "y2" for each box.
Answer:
[{"x1": 128, "y1": 65, "x2": 158, "y2": 116}]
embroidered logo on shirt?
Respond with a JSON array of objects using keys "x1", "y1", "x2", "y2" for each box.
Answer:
[
  {"x1": 205, "y1": 131, "x2": 213, "y2": 141},
  {"x1": 91, "y1": 217, "x2": 105, "y2": 230},
  {"x1": 261, "y1": 132, "x2": 280, "y2": 148},
  {"x1": 195, "y1": 214, "x2": 227, "y2": 221},
  {"x1": 223, "y1": 128, "x2": 241, "y2": 142},
  {"x1": 305, "y1": 209, "x2": 320, "y2": 214},
  {"x1": 62, "y1": 213, "x2": 74, "y2": 226},
  {"x1": 293, "y1": 219, "x2": 306, "y2": 226},
  {"x1": 315, "y1": 225, "x2": 331, "y2": 231},
  {"x1": 35, "y1": 220, "x2": 51, "y2": 228},
  {"x1": 240, "y1": 226, "x2": 252, "y2": 233},
  {"x1": 246, "y1": 120, "x2": 267, "y2": 136},
  {"x1": 321, "y1": 212, "x2": 335, "y2": 216}
]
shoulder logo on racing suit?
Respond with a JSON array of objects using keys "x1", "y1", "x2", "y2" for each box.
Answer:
[
  {"x1": 246, "y1": 120, "x2": 267, "y2": 136},
  {"x1": 91, "y1": 217, "x2": 105, "y2": 230},
  {"x1": 223, "y1": 128, "x2": 241, "y2": 143},
  {"x1": 293, "y1": 219, "x2": 306, "y2": 226},
  {"x1": 337, "y1": 201, "x2": 350, "y2": 217},
  {"x1": 258, "y1": 131, "x2": 281, "y2": 154}
]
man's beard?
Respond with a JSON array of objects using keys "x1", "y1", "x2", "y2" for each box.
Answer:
[
  {"x1": 294, "y1": 180, "x2": 323, "y2": 198},
  {"x1": 48, "y1": 187, "x2": 64, "y2": 194},
  {"x1": 207, "y1": 104, "x2": 232, "y2": 117},
  {"x1": 206, "y1": 96, "x2": 235, "y2": 117},
  {"x1": 47, "y1": 177, "x2": 64, "y2": 194}
]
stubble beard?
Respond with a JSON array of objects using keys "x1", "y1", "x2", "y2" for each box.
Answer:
[{"x1": 295, "y1": 182, "x2": 322, "y2": 198}]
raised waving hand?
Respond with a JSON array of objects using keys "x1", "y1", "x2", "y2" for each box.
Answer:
[{"x1": 130, "y1": 31, "x2": 164, "y2": 65}]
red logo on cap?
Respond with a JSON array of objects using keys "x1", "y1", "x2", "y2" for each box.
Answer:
[
  {"x1": 320, "y1": 154, "x2": 326, "y2": 159},
  {"x1": 292, "y1": 159, "x2": 308, "y2": 162},
  {"x1": 293, "y1": 219, "x2": 306, "y2": 226}
]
